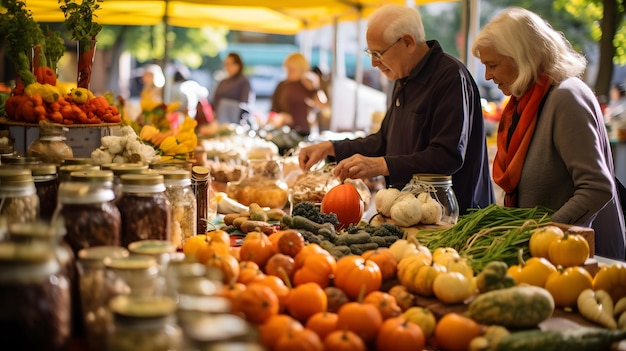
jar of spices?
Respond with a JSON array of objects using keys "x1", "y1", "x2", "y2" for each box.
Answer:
[
  {"x1": 104, "y1": 255, "x2": 162, "y2": 297},
  {"x1": 0, "y1": 168, "x2": 39, "y2": 226},
  {"x1": 76, "y1": 246, "x2": 130, "y2": 351},
  {"x1": 160, "y1": 169, "x2": 197, "y2": 250},
  {"x1": 117, "y1": 173, "x2": 171, "y2": 247},
  {"x1": 29, "y1": 163, "x2": 59, "y2": 221},
  {"x1": 27, "y1": 121, "x2": 73, "y2": 164},
  {"x1": 0, "y1": 242, "x2": 71, "y2": 351},
  {"x1": 402, "y1": 174, "x2": 460, "y2": 225},
  {"x1": 58, "y1": 164, "x2": 99, "y2": 183},
  {"x1": 108, "y1": 163, "x2": 149, "y2": 198},
  {"x1": 107, "y1": 295, "x2": 182, "y2": 351},
  {"x1": 54, "y1": 181, "x2": 121, "y2": 255}
]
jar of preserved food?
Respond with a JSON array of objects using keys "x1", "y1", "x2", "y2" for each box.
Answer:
[
  {"x1": 0, "y1": 242, "x2": 71, "y2": 351},
  {"x1": 27, "y1": 121, "x2": 73, "y2": 164},
  {"x1": 54, "y1": 181, "x2": 121, "y2": 255},
  {"x1": 160, "y1": 169, "x2": 197, "y2": 250},
  {"x1": 58, "y1": 164, "x2": 99, "y2": 183},
  {"x1": 0, "y1": 154, "x2": 40, "y2": 166},
  {"x1": 61, "y1": 157, "x2": 93, "y2": 166},
  {"x1": 108, "y1": 163, "x2": 149, "y2": 198},
  {"x1": 177, "y1": 295, "x2": 231, "y2": 329},
  {"x1": 227, "y1": 159, "x2": 288, "y2": 209},
  {"x1": 128, "y1": 239, "x2": 176, "y2": 273},
  {"x1": 117, "y1": 173, "x2": 171, "y2": 247},
  {"x1": 184, "y1": 314, "x2": 257, "y2": 349},
  {"x1": 0, "y1": 129, "x2": 15, "y2": 159},
  {"x1": 107, "y1": 295, "x2": 182, "y2": 351},
  {"x1": 77, "y1": 246, "x2": 130, "y2": 351},
  {"x1": 104, "y1": 255, "x2": 162, "y2": 297},
  {"x1": 0, "y1": 168, "x2": 39, "y2": 226},
  {"x1": 70, "y1": 169, "x2": 115, "y2": 189},
  {"x1": 191, "y1": 166, "x2": 213, "y2": 234},
  {"x1": 150, "y1": 159, "x2": 192, "y2": 172},
  {"x1": 29, "y1": 163, "x2": 59, "y2": 221},
  {"x1": 402, "y1": 174, "x2": 459, "y2": 225}
]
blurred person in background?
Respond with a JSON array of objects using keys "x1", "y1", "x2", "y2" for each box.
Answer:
[
  {"x1": 604, "y1": 82, "x2": 626, "y2": 126},
  {"x1": 472, "y1": 7, "x2": 625, "y2": 260},
  {"x1": 140, "y1": 63, "x2": 165, "y2": 104},
  {"x1": 270, "y1": 52, "x2": 328, "y2": 137},
  {"x1": 212, "y1": 52, "x2": 252, "y2": 125},
  {"x1": 299, "y1": 4, "x2": 494, "y2": 214}
]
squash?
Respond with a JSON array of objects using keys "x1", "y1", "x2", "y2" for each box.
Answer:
[
  {"x1": 205, "y1": 253, "x2": 240, "y2": 285},
  {"x1": 592, "y1": 263, "x2": 626, "y2": 303},
  {"x1": 548, "y1": 232, "x2": 590, "y2": 267},
  {"x1": 264, "y1": 253, "x2": 296, "y2": 284},
  {"x1": 376, "y1": 316, "x2": 425, "y2": 351},
  {"x1": 432, "y1": 271, "x2": 475, "y2": 304},
  {"x1": 403, "y1": 307, "x2": 436, "y2": 338},
  {"x1": 254, "y1": 275, "x2": 290, "y2": 313},
  {"x1": 397, "y1": 254, "x2": 432, "y2": 293},
  {"x1": 387, "y1": 285, "x2": 416, "y2": 312},
  {"x1": 337, "y1": 298, "x2": 383, "y2": 344},
  {"x1": 377, "y1": 188, "x2": 401, "y2": 217},
  {"x1": 506, "y1": 249, "x2": 556, "y2": 287},
  {"x1": 321, "y1": 182, "x2": 364, "y2": 230},
  {"x1": 466, "y1": 285, "x2": 555, "y2": 328},
  {"x1": 334, "y1": 256, "x2": 382, "y2": 300},
  {"x1": 413, "y1": 260, "x2": 446, "y2": 297},
  {"x1": 275, "y1": 328, "x2": 324, "y2": 351},
  {"x1": 292, "y1": 252, "x2": 337, "y2": 288},
  {"x1": 389, "y1": 195, "x2": 422, "y2": 227},
  {"x1": 278, "y1": 229, "x2": 306, "y2": 257},
  {"x1": 361, "y1": 248, "x2": 398, "y2": 281},
  {"x1": 577, "y1": 289, "x2": 617, "y2": 329},
  {"x1": 417, "y1": 193, "x2": 443, "y2": 224},
  {"x1": 363, "y1": 291, "x2": 402, "y2": 320},
  {"x1": 544, "y1": 265, "x2": 593, "y2": 308},
  {"x1": 489, "y1": 327, "x2": 626, "y2": 351},
  {"x1": 529, "y1": 225, "x2": 564, "y2": 258},
  {"x1": 475, "y1": 260, "x2": 515, "y2": 293},
  {"x1": 286, "y1": 282, "x2": 328, "y2": 323},
  {"x1": 388, "y1": 239, "x2": 432, "y2": 262},
  {"x1": 239, "y1": 232, "x2": 274, "y2": 267}
]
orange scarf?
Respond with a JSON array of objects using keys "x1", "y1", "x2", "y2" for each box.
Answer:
[{"x1": 493, "y1": 76, "x2": 552, "y2": 207}]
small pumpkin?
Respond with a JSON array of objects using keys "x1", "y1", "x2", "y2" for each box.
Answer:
[
  {"x1": 387, "y1": 285, "x2": 416, "y2": 312},
  {"x1": 376, "y1": 316, "x2": 425, "y2": 351},
  {"x1": 293, "y1": 252, "x2": 337, "y2": 288},
  {"x1": 334, "y1": 256, "x2": 382, "y2": 300},
  {"x1": 397, "y1": 254, "x2": 431, "y2": 293},
  {"x1": 321, "y1": 182, "x2": 364, "y2": 230},
  {"x1": 237, "y1": 262, "x2": 265, "y2": 285},
  {"x1": 548, "y1": 232, "x2": 590, "y2": 267},
  {"x1": 592, "y1": 263, "x2": 626, "y2": 303},
  {"x1": 389, "y1": 194, "x2": 422, "y2": 227},
  {"x1": 219, "y1": 282, "x2": 246, "y2": 302},
  {"x1": 206, "y1": 229, "x2": 230, "y2": 245},
  {"x1": 506, "y1": 250, "x2": 556, "y2": 287},
  {"x1": 264, "y1": 253, "x2": 296, "y2": 284},
  {"x1": 432, "y1": 247, "x2": 461, "y2": 267},
  {"x1": 403, "y1": 306, "x2": 436, "y2": 338},
  {"x1": 325, "y1": 286, "x2": 350, "y2": 313},
  {"x1": 432, "y1": 271, "x2": 475, "y2": 304},
  {"x1": 294, "y1": 243, "x2": 330, "y2": 269},
  {"x1": 195, "y1": 240, "x2": 230, "y2": 264},
  {"x1": 361, "y1": 248, "x2": 398, "y2": 281},
  {"x1": 388, "y1": 238, "x2": 432, "y2": 262},
  {"x1": 286, "y1": 282, "x2": 328, "y2": 323},
  {"x1": 323, "y1": 330, "x2": 366, "y2": 351},
  {"x1": 254, "y1": 275, "x2": 290, "y2": 312},
  {"x1": 205, "y1": 253, "x2": 240, "y2": 285},
  {"x1": 233, "y1": 283, "x2": 279, "y2": 324},
  {"x1": 259, "y1": 314, "x2": 303, "y2": 350},
  {"x1": 305, "y1": 311, "x2": 339, "y2": 341},
  {"x1": 529, "y1": 225, "x2": 564, "y2": 258},
  {"x1": 239, "y1": 231, "x2": 274, "y2": 267},
  {"x1": 278, "y1": 229, "x2": 306, "y2": 257},
  {"x1": 363, "y1": 291, "x2": 402, "y2": 320},
  {"x1": 337, "y1": 298, "x2": 383, "y2": 343},
  {"x1": 414, "y1": 260, "x2": 446, "y2": 297},
  {"x1": 275, "y1": 328, "x2": 324, "y2": 351},
  {"x1": 375, "y1": 187, "x2": 401, "y2": 217},
  {"x1": 544, "y1": 265, "x2": 593, "y2": 308}
]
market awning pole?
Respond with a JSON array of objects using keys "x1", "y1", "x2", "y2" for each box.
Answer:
[
  {"x1": 161, "y1": 0, "x2": 171, "y2": 101},
  {"x1": 353, "y1": 6, "x2": 363, "y2": 131}
]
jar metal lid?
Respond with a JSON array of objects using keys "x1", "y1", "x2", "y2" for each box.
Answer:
[
  {"x1": 120, "y1": 173, "x2": 164, "y2": 186},
  {"x1": 78, "y1": 246, "x2": 129, "y2": 263},
  {"x1": 61, "y1": 157, "x2": 92, "y2": 166},
  {"x1": 413, "y1": 173, "x2": 452, "y2": 182},
  {"x1": 150, "y1": 160, "x2": 191, "y2": 171},
  {"x1": 0, "y1": 242, "x2": 55, "y2": 262},
  {"x1": 192, "y1": 166, "x2": 210, "y2": 177},
  {"x1": 28, "y1": 163, "x2": 58, "y2": 176},
  {"x1": 185, "y1": 314, "x2": 251, "y2": 343},
  {"x1": 0, "y1": 155, "x2": 40, "y2": 165},
  {"x1": 128, "y1": 240, "x2": 176, "y2": 255},
  {"x1": 109, "y1": 295, "x2": 177, "y2": 318},
  {"x1": 0, "y1": 168, "x2": 34, "y2": 184},
  {"x1": 57, "y1": 182, "x2": 115, "y2": 203},
  {"x1": 8, "y1": 219, "x2": 66, "y2": 240},
  {"x1": 59, "y1": 165, "x2": 100, "y2": 181},
  {"x1": 159, "y1": 169, "x2": 191, "y2": 180},
  {"x1": 104, "y1": 254, "x2": 157, "y2": 270},
  {"x1": 109, "y1": 163, "x2": 149, "y2": 175},
  {"x1": 70, "y1": 170, "x2": 114, "y2": 183}
]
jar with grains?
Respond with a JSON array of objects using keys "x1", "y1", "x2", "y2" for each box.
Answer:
[
  {"x1": 402, "y1": 173, "x2": 460, "y2": 225},
  {"x1": 0, "y1": 242, "x2": 71, "y2": 351},
  {"x1": 227, "y1": 159, "x2": 289, "y2": 209},
  {"x1": 53, "y1": 181, "x2": 121, "y2": 256},
  {"x1": 117, "y1": 173, "x2": 171, "y2": 247},
  {"x1": 159, "y1": 169, "x2": 197, "y2": 250},
  {"x1": 104, "y1": 255, "x2": 162, "y2": 297},
  {"x1": 28, "y1": 163, "x2": 59, "y2": 221},
  {"x1": 27, "y1": 121, "x2": 73, "y2": 164},
  {"x1": 58, "y1": 164, "x2": 99, "y2": 183},
  {"x1": 107, "y1": 295, "x2": 182, "y2": 351},
  {"x1": 108, "y1": 163, "x2": 150, "y2": 198},
  {"x1": 76, "y1": 246, "x2": 129, "y2": 351},
  {"x1": 0, "y1": 168, "x2": 39, "y2": 226}
]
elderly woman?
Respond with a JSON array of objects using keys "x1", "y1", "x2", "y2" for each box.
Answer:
[{"x1": 472, "y1": 7, "x2": 625, "y2": 260}]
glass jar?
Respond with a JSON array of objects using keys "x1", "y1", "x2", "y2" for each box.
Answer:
[
  {"x1": 128, "y1": 239, "x2": 176, "y2": 273},
  {"x1": 108, "y1": 163, "x2": 150, "y2": 198},
  {"x1": 177, "y1": 295, "x2": 231, "y2": 329},
  {"x1": 61, "y1": 157, "x2": 93, "y2": 166},
  {"x1": 54, "y1": 181, "x2": 121, "y2": 255},
  {"x1": 289, "y1": 163, "x2": 340, "y2": 210},
  {"x1": 191, "y1": 166, "x2": 212, "y2": 234},
  {"x1": 402, "y1": 174, "x2": 459, "y2": 225},
  {"x1": 117, "y1": 173, "x2": 171, "y2": 247},
  {"x1": 183, "y1": 314, "x2": 257, "y2": 349},
  {"x1": 104, "y1": 255, "x2": 162, "y2": 297},
  {"x1": 0, "y1": 129, "x2": 15, "y2": 159},
  {"x1": 70, "y1": 169, "x2": 115, "y2": 189},
  {"x1": 77, "y1": 246, "x2": 130, "y2": 351},
  {"x1": 29, "y1": 163, "x2": 59, "y2": 221},
  {"x1": 27, "y1": 122, "x2": 73, "y2": 164},
  {"x1": 0, "y1": 168, "x2": 39, "y2": 226},
  {"x1": 107, "y1": 295, "x2": 182, "y2": 351},
  {"x1": 0, "y1": 242, "x2": 71, "y2": 351},
  {"x1": 160, "y1": 169, "x2": 197, "y2": 250},
  {"x1": 227, "y1": 159, "x2": 289, "y2": 209},
  {"x1": 58, "y1": 164, "x2": 99, "y2": 183}
]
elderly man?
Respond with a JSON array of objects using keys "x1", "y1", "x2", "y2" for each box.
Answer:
[{"x1": 299, "y1": 4, "x2": 494, "y2": 214}]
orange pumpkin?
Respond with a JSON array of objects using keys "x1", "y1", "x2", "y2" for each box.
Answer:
[
  {"x1": 205, "y1": 253, "x2": 240, "y2": 285},
  {"x1": 239, "y1": 231, "x2": 274, "y2": 267},
  {"x1": 207, "y1": 229, "x2": 230, "y2": 245},
  {"x1": 269, "y1": 231, "x2": 286, "y2": 253},
  {"x1": 323, "y1": 330, "x2": 366, "y2": 351},
  {"x1": 294, "y1": 243, "x2": 330, "y2": 269},
  {"x1": 278, "y1": 230, "x2": 306, "y2": 257},
  {"x1": 34, "y1": 66, "x2": 57, "y2": 85},
  {"x1": 334, "y1": 256, "x2": 382, "y2": 300},
  {"x1": 361, "y1": 248, "x2": 398, "y2": 281},
  {"x1": 363, "y1": 291, "x2": 402, "y2": 320},
  {"x1": 293, "y1": 252, "x2": 337, "y2": 288},
  {"x1": 305, "y1": 311, "x2": 339, "y2": 341},
  {"x1": 325, "y1": 286, "x2": 350, "y2": 313},
  {"x1": 254, "y1": 275, "x2": 290, "y2": 312},
  {"x1": 286, "y1": 282, "x2": 328, "y2": 323},
  {"x1": 237, "y1": 263, "x2": 265, "y2": 285},
  {"x1": 321, "y1": 182, "x2": 364, "y2": 229},
  {"x1": 196, "y1": 240, "x2": 231, "y2": 264},
  {"x1": 219, "y1": 282, "x2": 246, "y2": 303},
  {"x1": 275, "y1": 328, "x2": 324, "y2": 351},
  {"x1": 239, "y1": 261, "x2": 260, "y2": 271},
  {"x1": 232, "y1": 283, "x2": 279, "y2": 324},
  {"x1": 376, "y1": 316, "x2": 425, "y2": 351},
  {"x1": 259, "y1": 314, "x2": 303, "y2": 350},
  {"x1": 264, "y1": 253, "x2": 296, "y2": 284},
  {"x1": 387, "y1": 285, "x2": 416, "y2": 312},
  {"x1": 337, "y1": 299, "x2": 383, "y2": 344}
]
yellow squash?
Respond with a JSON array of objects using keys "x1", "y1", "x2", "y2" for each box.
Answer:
[
  {"x1": 507, "y1": 249, "x2": 557, "y2": 287},
  {"x1": 544, "y1": 265, "x2": 593, "y2": 308},
  {"x1": 592, "y1": 263, "x2": 626, "y2": 304},
  {"x1": 528, "y1": 225, "x2": 564, "y2": 258},
  {"x1": 547, "y1": 233, "x2": 589, "y2": 267}
]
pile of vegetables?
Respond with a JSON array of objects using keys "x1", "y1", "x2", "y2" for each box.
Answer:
[{"x1": 374, "y1": 187, "x2": 444, "y2": 226}]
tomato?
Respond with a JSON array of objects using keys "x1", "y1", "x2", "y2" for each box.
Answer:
[{"x1": 544, "y1": 266, "x2": 593, "y2": 308}]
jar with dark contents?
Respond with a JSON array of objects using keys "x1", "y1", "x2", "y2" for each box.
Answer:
[
  {"x1": 0, "y1": 242, "x2": 71, "y2": 351},
  {"x1": 160, "y1": 169, "x2": 197, "y2": 250},
  {"x1": 0, "y1": 168, "x2": 39, "y2": 226},
  {"x1": 108, "y1": 163, "x2": 149, "y2": 198},
  {"x1": 29, "y1": 163, "x2": 59, "y2": 221},
  {"x1": 27, "y1": 122, "x2": 74, "y2": 164},
  {"x1": 117, "y1": 173, "x2": 171, "y2": 247},
  {"x1": 192, "y1": 166, "x2": 212, "y2": 234},
  {"x1": 58, "y1": 164, "x2": 99, "y2": 183},
  {"x1": 53, "y1": 181, "x2": 121, "y2": 256},
  {"x1": 107, "y1": 295, "x2": 182, "y2": 351},
  {"x1": 77, "y1": 246, "x2": 129, "y2": 351}
]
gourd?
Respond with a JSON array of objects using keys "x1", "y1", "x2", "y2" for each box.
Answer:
[
  {"x1": 592, "y1": 263, "x2": 626, "y2": 303},
  {"x1": 403, "y1": 307, "x2": 436, "y2": 338},
  {"x1": 376, "y1": 188, "x2": 401, "y2": 217},
  {"x1": 475, "y1": 261, "x2": 515, "y2": 293},
  {"x1": 389, "y1": 195, "x2": 422, "y2": 227},
  {"x1": 491, "y1": 327, "x2": 626, "y2": 351},
  {"x1": 466, "y1": 285, "x2": 555, "y2": 328}
]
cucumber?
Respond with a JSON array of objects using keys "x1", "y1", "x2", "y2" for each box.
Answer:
[
  {"x1": 335, "y1": 232, "x2": 371, "y2": 246},
  {"x1": 495, "y1": 327, "x2": 626, "y2": 351}
]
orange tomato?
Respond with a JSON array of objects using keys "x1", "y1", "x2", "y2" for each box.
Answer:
[{"x1": 434, "y1": 313, "x2": 483, "y2": 351}]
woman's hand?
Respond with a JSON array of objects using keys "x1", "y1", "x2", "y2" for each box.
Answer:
[{"x1": 333, "y1": 154, "x2": 388, "y2": 181}]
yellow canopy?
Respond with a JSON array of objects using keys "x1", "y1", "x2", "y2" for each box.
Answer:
[{"x1": 18, "y1": 0, "x2": 457, "y2": 34}]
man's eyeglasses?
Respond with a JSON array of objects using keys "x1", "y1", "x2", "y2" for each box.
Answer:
[{"x1": 364, "y1": 37, "x2": 402, "y2": 61}]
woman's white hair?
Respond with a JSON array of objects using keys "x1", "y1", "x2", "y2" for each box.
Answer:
[
  {"x1": 471, "y1": 7, "x2": 587, "y2": 97},
  {"x1": 368, "y1": 5, "x2": 426, "y2": 45}
]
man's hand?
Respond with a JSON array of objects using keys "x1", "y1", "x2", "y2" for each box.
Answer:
[
  {"x1": 299, "y1": 141, "x2": 335, "y2": 170},
  {"x1": 333, "y1": 154, "x2": 389, "y2": 181}
]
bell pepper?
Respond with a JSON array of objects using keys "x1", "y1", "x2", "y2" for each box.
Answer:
[
  {"x1": 70, "y1": 87, "x2": 92, "y2": 104},
  {"x1": 40, "y1": 84, "x2": 61, "y2": 103}
]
